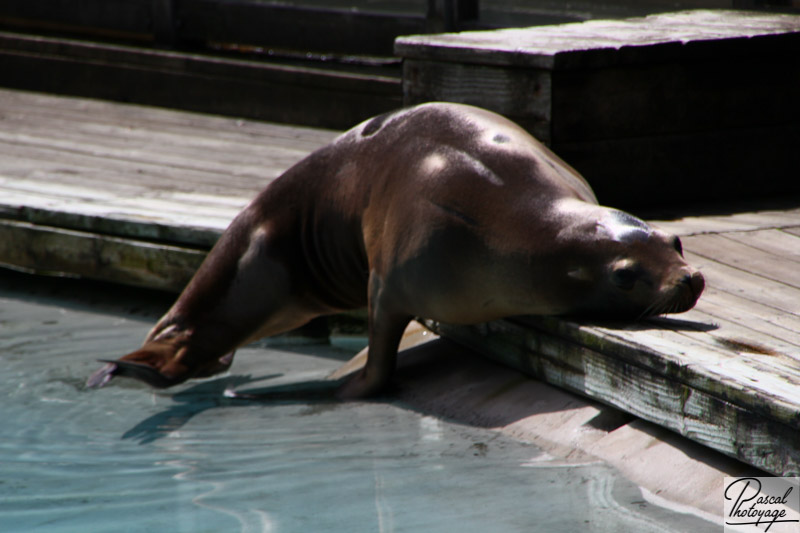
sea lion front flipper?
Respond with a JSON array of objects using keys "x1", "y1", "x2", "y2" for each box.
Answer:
[
  {"x1": 86, "y1": 359, "x2": 183, "y2": 389},
  {"x1": 85, "y1": 336, "x2": 186, "y2": 389},
  {"x1": 86, "y1": 346, "x2": 235, "y2": 389},
  {"x1": 337, "y1": 272, "x2": 412, "y2": 399},
  {"x1": 85, "y1": 361, "x2": 119, "y2": 389}
]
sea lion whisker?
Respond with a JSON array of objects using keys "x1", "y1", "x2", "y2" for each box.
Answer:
[{"x1": 638, "y1": 298, "x2": 664, "y2": 320}]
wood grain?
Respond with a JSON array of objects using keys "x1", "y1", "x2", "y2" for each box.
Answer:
[{"x1": 0, "y1": 88, "x2": 339, "y2": 246}]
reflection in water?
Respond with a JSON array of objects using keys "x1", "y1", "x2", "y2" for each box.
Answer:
[{"x1": 374, "y1": 470, "x2": 394, "y2": 533}]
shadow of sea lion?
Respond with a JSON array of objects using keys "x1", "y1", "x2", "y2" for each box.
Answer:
[
  {"x1": 121, "y1": 315, "x2": 717, "y2": 445},
  {"x1": 592, "y1": 315, "x2": 719, "y2": 333},
  {"x1": 121, "y1": 373, "x2": 345, "y2": 444},
  {"x1": 517, "y1": 314, "x2": 719, "y2": 334}
]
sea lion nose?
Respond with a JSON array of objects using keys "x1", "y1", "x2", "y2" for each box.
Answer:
[{"x1": 682, "y1": 270, "x2": 705, "y2": 299}]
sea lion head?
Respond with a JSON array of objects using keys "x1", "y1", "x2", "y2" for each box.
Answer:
[{"x1": 560, "y1": 205, "x2": 705, "y2": 320}]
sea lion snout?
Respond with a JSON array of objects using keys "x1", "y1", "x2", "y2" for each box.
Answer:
[
  {"x1": 670, "y1": 266, "x2": 705, "y2": 314},
  {"x1": 653, "y1": 229, "x2": 705, "y2": 315},
  {"x1": 683, "y1": 269, "x2": 706, "y2": 300},
  {"x1": 569, "y1": 216, "x2": 705, "y2": 320},
  {"x1": 636, "y1": 253, "x2": 705, "y2": 318}
]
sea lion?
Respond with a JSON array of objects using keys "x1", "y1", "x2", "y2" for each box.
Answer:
[{"x1": 86, "y1": 102, "x2": 704, "y2": 398}]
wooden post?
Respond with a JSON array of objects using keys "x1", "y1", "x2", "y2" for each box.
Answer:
[
  {"x1": 427, "y1": 0, "x2": 479, "y2": 32},
  {"x1": 152, "y1": 0, "x2": 176, "y2": 46}
]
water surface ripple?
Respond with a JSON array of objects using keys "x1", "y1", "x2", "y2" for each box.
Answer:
[{"x1": 0, "y1": 273, "x2": 716, "y2": 532}]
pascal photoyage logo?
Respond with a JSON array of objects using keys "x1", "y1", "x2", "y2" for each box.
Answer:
[{"x1": 724, "y1": 477, "x2": 800, "y2": 532}]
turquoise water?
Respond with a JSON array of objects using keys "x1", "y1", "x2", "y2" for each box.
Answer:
[{"x1": 0, "y1": 272, "x2": 717, "y2": 532}]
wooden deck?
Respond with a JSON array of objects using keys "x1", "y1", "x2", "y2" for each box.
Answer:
[
  {"x1": 0, "y1": 88, "x2": 338, "y2": 290},
  {"x1": 1, "y1": 87, "x2": 798, "y2": 476}
]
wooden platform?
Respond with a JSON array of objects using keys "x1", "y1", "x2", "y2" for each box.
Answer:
[
  {"x1": 397, "y1": 10, "x2": 800, "y2": 209},
  {"x1": 0, "y1": 88, "x2": 337, "y2": 290},
  {"x1": 1, "y1": 87, "x2": 798, "y2": 476}
]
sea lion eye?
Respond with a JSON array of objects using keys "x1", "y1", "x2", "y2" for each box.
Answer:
[
  {"x1": 611, "y1": 266, "x2": 639, "y2": 290},
  {"x1": 673, "y1": 236, "x2": 683, "y2": 256}
]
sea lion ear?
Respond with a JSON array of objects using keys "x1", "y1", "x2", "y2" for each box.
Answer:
[{"x1": 593, "y1": 220, "x2": 616, "y2": 241}]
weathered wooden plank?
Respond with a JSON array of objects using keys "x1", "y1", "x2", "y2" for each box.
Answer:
[
  {"x1": 649, "y1": 208, "x2": 800, "y2": 236},
  {"x1": 650, "y1": 218, "x2": 764, "y2": 237},
  {"x1": 0, "y1": 88, "x2": 340, "y2": 150},
  {"x1": 687, "y1": 233, "x2": 800, "y2": 289},
  {"x1": 424, "y1": 318, "x2": 800, "y2": 476},
  {"x1": 0, "y1": 219, "x2": 205, "y2": 292},
  {"x1": 0, "y1": 110, "x2": 323, "y2": 160},
  {"x1": 0, "y1": 127, "x2": 299, "y2": 185},
  {"x1": 640, "y1": 307, "x2": 800, "y2": 390},
  {"x1": 681, "y1": 245, "x2": 800, "y2": 369},
  {"x1": 0, "y1": 167, "x2": 255, "y2": 208},
  {"x1": 694, "y1": 291, "x2": 800, "y2": 355},
  {"x1": 538, "y1": 318, "x2": 784, "y2": 401},
  {"x1": 0, "y1": 87, "x2": 341, "y2": 145},
  {"x1": 0, "y1": 147, "x2": 259, "y2": 203},
  {"x1": 684, "y1": 249, "x2": 800, "y2": 316},
  {"x1": 0, "y1": 87, "x2": 341, "y2": 248},
  {"x1": 686, "y1": 306, "x2": 800, "y2": 364},
  {"x1": 514, "y1": 315, "x2": 800, "y2": 428},
  {"x1": 402, "y1": 59, "x2": 552, "y2": 141},
  {"x1": 0, "y1": 31, "x2": 402, "y2": 129},
  {"x1": 0, "y1": 32, "x2": 397, "y2": 94},
  {"x1": 0, "y1": 126, "x2": 284, "y2": 195},
  {"x1": 721, "y1": 229, "x2": 800, "y2": 261},
  {"x1": 778, "y1": 227, "x2": 800, "y2": 240},
  {"x1": 576, "y1": 324, "x2": 800, "y2": 435},
  {"x1": 0, "y1": 0, "x2": 437, "y2": 56},
  {"x1": 0, "y1": 179, "x2": 237, "y2": 247},
  {"x1": 179, "y1": 1, "x2": 427, "y2": 56},
  {"x1": 396, "y1": 10, "x2": 800, "y2": 70}
]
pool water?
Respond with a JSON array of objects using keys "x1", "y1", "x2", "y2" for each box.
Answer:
[{"x1": 0, "y1": 272, "x2": 717, "y2": 532}]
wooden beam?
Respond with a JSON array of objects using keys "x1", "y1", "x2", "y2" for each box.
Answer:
[
  {"x1": 0, "y1": 31, "x2": 401, "y2": 129},
  {"x1": 426, "y1": 0, "x2": 479, "y2": 32},
  {"x1": 179, "y1": 1, "x2": 426, "y2": 57},
  {"x1": 0, "y1": 219, "x2": 205, "y2": 292},
  {"x1": 152, "y1": 0, "x2": 176, "y2": 46},
  {"x1": 0, "y1": 0, "x2": 427, "y2": 56},
  {"x1": 402, "y1": 59, "x2": 552, "y2": 142},
  {"x1": 0, "y1": 0, "x2": 153, "y2": 42},
  {"x1": 424, "y1": 317, "x2": 800, "y2": 476}
]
